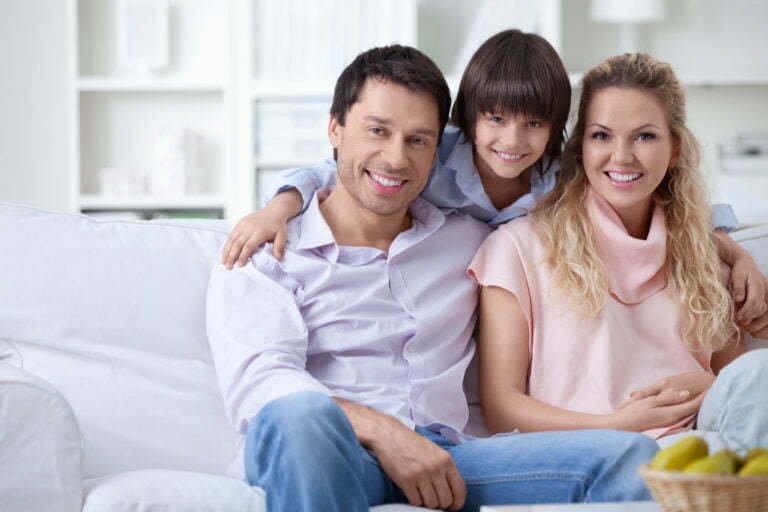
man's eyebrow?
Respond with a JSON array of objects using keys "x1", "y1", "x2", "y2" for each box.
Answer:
[{"x1": 363, "y1": 115, "x2": 438, "y2": 138}]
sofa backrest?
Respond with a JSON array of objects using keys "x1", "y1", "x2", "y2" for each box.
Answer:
[{"x1": 0, "y1": 203, "x2": 238, "y2": 478}]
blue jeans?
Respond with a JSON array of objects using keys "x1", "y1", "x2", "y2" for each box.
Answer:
[
  {"x1": 245, "y1": 391, "x2": 657, "y2": 512},
  {"x1": 697, "y1": 348, "x2": 768, "y2": 453}
]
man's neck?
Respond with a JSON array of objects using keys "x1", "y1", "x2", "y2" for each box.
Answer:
[{"x1": 318, "y1": 187, "x2": 412, "y2": 253}]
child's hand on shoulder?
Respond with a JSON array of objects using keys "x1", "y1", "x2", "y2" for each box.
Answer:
[{"x1": 730, "y1": 251, "x2": 767, "y2": 328}]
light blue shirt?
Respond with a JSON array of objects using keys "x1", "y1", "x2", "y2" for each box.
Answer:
[
  {"x1": 207, "y1": 192, "x2": 491, "y2": 478},
  {"x1": 272, "y1": 125, "x2": 738, "y2": 230}
]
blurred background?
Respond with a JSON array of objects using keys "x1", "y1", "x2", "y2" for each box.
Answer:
[{"x1": 1, "y1": 0, "x2": 766, "y2": 225}]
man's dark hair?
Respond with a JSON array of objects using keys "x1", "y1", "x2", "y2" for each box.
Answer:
[
  {"x1": 330, "y1": 45, "x2": 451, "y2": 159},
  {"x1": 450, "y1": 29, "x2": 571, "y2": 166}
]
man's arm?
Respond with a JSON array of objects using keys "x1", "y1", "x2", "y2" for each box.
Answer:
[{"x1": 206, "y1": 255, "x2": 331, "y2": 433}]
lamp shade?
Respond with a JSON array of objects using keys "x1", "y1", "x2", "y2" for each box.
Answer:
[{"x1": 590, "y1": 0, "x2": 666, "y2": 23}]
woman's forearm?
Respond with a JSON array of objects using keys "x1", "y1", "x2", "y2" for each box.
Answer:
[{"x1": 483, "y1": 390, "x2": 618, "y2": 434}]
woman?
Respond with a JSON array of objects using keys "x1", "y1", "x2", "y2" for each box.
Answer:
[{"x1": 469, "y1": 53, "x2": 768, "y2": 453}]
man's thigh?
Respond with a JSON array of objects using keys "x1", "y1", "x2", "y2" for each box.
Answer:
[{"x1": 447, "y1": 429, "x2": 649, "y2": 508}]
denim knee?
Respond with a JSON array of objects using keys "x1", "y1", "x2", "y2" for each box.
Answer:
[
  {"x1": 257, "y1": 391, "x2": 340, "y2": 426},
  {"x1": 719, "y1": 349, "x2": 768, "y2": 384}
]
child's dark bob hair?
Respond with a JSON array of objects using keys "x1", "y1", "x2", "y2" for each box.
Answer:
[{"x1": 450, "y1": 29, "x2": 571, "y2": 166}]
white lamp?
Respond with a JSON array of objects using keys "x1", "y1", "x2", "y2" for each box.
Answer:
[{"x1": 590, "y1": 0, "x2": 666, "y2": 54}]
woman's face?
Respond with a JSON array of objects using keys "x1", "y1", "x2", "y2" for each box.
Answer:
[
  {"x1": 582, "y1": 87, "x2": 676, "y2": 224},
  {"x1": 473, "y1": 111, "x2": 551, "y2": 180}
]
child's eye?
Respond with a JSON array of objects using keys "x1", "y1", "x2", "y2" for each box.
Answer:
[
  {"x1": 488, "y1": 114, "x2": 504, "y2": 123},
  {"x1": 527, "y1": 120, "x2": 543, "y2": 128},
  {"x1": 636, "y1": 133, "x2": 656, "y2": 141}
]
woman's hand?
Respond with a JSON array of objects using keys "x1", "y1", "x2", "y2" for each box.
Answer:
[
  {"x1": 619, "y1": 371, "x2": 715, "y2": 410},
  {"x1": 744, "y1": 279, "x2": 768, "y2": 339},
  {"x1": 612, "y1": 388, "x2": 705, "y2": 432},
  {"x1": 221, "y1": 190, "x2": 303, "y2": 268}
]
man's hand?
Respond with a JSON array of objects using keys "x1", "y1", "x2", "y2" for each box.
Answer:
[
  {"x1": 370, "y1": 423, "x2": 466, "y2": 511},
  {"x1": 333, "y1": 399, "x2": 466, "y2": 511}
]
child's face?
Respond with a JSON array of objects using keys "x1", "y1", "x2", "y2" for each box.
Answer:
[
  {"x1": 581, "y1": 87, "x2": 675, "y2": 224},
  {"x1": 472, "y1": 111, "x2": 551, "y2": 180}
]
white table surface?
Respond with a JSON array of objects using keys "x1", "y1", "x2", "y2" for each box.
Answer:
[{"x1": 481, "y1": 502, "x2": 662, "y2": 512}]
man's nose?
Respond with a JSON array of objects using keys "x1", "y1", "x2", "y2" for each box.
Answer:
[{"x1": 381, "y1": 138, "x2": 409, "y2": 171}]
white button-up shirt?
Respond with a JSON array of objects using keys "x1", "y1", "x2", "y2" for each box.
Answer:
[{"x1": 206, "y1": 192, "x2": 491, "y2": 477}]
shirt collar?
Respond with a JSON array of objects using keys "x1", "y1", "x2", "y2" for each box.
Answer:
[{"x1": 295, "y1": 191, "x2": 448, "y2": 261}]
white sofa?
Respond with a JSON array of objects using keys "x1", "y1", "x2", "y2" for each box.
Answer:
[{"x1": 1, "y1": 202, "x2": 766, "y2": 512}]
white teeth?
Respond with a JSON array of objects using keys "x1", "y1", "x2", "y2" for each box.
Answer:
[
  {"x1": 497, "y1": 151, "x2": 523, "y2": 161},
  {"x1": 369, "y1": 173, "x2": 403, "y2": 187},
  {"x1": 607, "y1": 172, "x2": 641, "y2": 182}
]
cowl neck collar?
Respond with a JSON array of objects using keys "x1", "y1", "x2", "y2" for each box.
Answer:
[{"x1": 587, "y1": 187, "x2": 668, "y2": 304}]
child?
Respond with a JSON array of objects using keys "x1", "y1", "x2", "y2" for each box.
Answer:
[
  {"x1": 469, "y1": 53, "x2": 768, "y2": 452},
  {"x1": 222, "y1": 30, "x2": 766, "y2": 331}
]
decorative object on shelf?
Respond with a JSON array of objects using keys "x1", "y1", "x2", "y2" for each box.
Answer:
[
  {"x1": 150, "y1": 128, "x2": 205, "y2": 195},
  {"x1": 452, "y1": 0, "x2": 538, "y2": 75},
  {"x1": 720, "y1": 133, "x2": 768, "y2": 175},
  {"x1": 117, "y1": 0, "x2": 170, "y2": 74},
  {"x1": 98, "y1": 166, "x2": 147, "y2": 196},
  {"x1": 590, "y1": 0, "x2": 666, "y2": 54}
]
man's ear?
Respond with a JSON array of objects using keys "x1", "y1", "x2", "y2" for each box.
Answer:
[{"x1": 328, "y1": 114, "x2": 341, "y2": 149}]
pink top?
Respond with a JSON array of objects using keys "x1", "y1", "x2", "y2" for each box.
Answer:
[{"x1": 468, "y1": 188, "x2": 713, "y2": 439}]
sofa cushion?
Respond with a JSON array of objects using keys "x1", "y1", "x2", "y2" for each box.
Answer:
[
  {"x1": 81, "y1": 470, "x2": 433, "y2": 512},
  {"x1": 0, "y1": 203, "x2": 237, "y2": 478}
]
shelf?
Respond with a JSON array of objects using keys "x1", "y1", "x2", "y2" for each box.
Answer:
[
  {"x1": 78, "y1": 77, "x2": 225, "y2": 92},
  {"x1": 80, "y1": 195, "x2": 227, "y2": 210},
  {"x1": 252, "y1": 80, "x2": 336, "y2": 99}
]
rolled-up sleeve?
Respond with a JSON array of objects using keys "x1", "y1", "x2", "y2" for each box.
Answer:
[
  {"x1": 206, "y1": 253, "x2": 331, "y2": 434},
  {"x1": 711, "y1": 203, "x2": 739, "y2": 232}
]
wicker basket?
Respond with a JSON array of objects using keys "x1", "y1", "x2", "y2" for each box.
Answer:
[{"x1": 639, "y1": 464, "x2": 768, "y2": 512}]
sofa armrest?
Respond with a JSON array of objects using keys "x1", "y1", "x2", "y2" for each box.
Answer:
[{"x1": 0, "y1": 363, "x2": 84, "y2": 512}]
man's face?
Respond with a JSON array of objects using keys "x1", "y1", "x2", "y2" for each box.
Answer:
[{"x1": 329, "y1": 78, "x2": 440, "y2": 217}]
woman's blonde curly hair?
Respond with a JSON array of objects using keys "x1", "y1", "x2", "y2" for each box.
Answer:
[{"x1": 533, "y1": 53, "x2": 738, "y2": 352}]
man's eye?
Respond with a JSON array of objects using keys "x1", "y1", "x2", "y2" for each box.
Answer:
[{"x1": 411, "y1": 137, "x2": 426, "y2": 146}]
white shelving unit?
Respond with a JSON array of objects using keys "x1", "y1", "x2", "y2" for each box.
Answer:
[{"x1": 67, "y1": 0, "x2": 768, "y2": 224}]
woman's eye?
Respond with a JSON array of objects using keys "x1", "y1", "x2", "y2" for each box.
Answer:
[
  {"x1": 636, "y1": 133, "x2": 656, "y2": 141},
  {"x1": 369, "y1": 127, "x2": 385, "y2": 136},
  {"x1": 591, "y1": 131, "x2": 608, "y2": 140}
]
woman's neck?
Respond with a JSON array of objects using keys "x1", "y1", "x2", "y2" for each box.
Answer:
[{"x1": 612, "y1": 197, "x2": 655, "y2": 239}]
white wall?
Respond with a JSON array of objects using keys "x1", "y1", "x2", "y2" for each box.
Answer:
[{"x1": 0, "y1": 0, "x2": 71, "y2": 211}]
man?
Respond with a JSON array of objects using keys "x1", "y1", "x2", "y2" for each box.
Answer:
[{"x1": 206, "y1": 45, "x2": 658, "y2": 512}]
